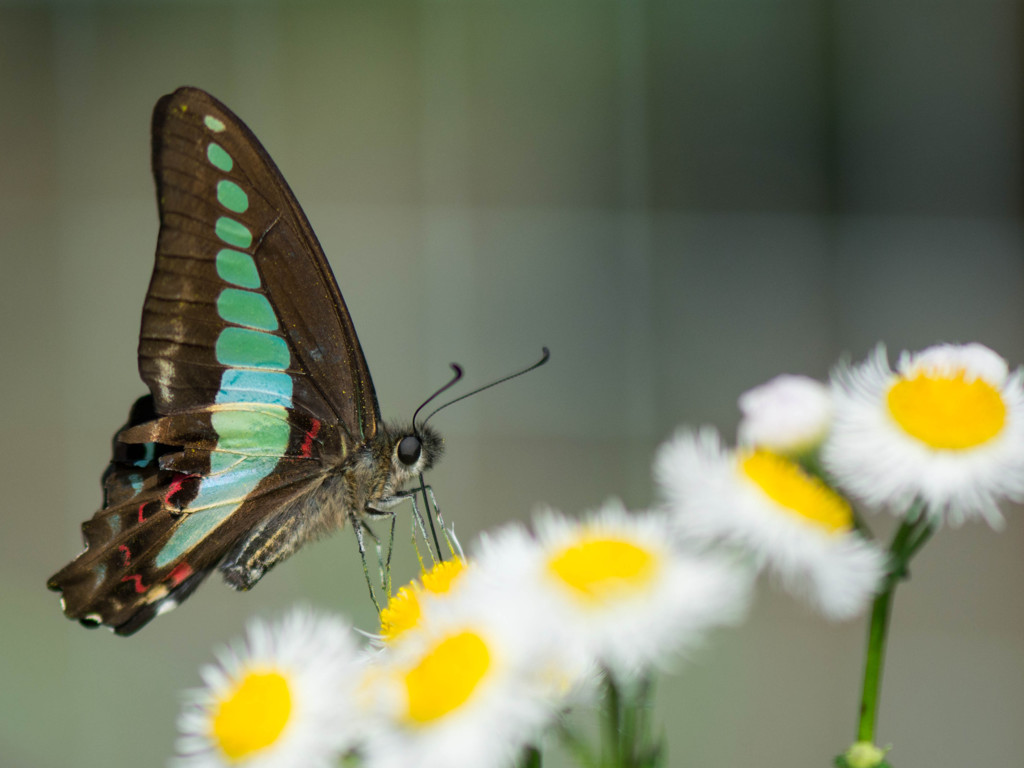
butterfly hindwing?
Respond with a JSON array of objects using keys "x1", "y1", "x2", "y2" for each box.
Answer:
[
  {"x1": 49, "y1": 395, "x2": 338, "y2": 635},
  {"x1": 48, "y1": 396, "x2": 214, "y2": 633}
]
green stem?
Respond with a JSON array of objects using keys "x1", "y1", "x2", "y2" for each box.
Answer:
[
  {"x1": 520, "y1": 745, "x2": 542, "y2": 768},
  {"x1": 855, "y1": 502, "x2": 933, "y2": 743},
  {"x1": 904, "y1": 520, "x2": 936, "y2": 561},
  {"x1": 856, "y1": 581, "x2": 895, "y2": 741},
  {"x1": 619, "y1": 676, "x2": 650, "y2": 767},
  {"x1": 605, "y1": 673, "x2": 623, "y2": 765},
  {"x1": 621, "y1": 688, "x2": 636, "y2": 766},
  {"x1": 634, "y1": 675, "x2": 653, "y2": 756}
]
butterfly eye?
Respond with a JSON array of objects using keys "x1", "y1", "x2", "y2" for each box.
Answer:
[{"x1": 397, "y1": 435, "x2": 422, "y2": 466}]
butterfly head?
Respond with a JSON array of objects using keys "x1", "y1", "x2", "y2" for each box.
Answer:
[{"x1": 393, "y1": 423, "x2": 444, "y2": 477}]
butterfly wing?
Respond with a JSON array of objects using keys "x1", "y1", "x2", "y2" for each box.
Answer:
[
  {"x1": 144, "y1": 86, "x2": 380, "y2": 436},
  {"x1": 49, "y1": 88, "x2": 375, "y2": 634}
]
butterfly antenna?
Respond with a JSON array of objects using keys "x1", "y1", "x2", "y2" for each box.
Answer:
[
  {"x1": 412, "y1": 364, "x2": 464, "y2": 430},
  {"x1": 421, "y1": 347, "x2": 550, "y2": 427}
]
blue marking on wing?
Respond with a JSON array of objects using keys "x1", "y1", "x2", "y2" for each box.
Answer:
[
  {"x1": 133, "y1": 442, "x2": 156, "y2": 468},
  {"x1": 156, "y1": 341, "x2": 295, "y2": 568},
  {"x1": 215, "y1": 369, "x2": 294, "y2": 407},
  {"x1": 154, "y1": 455, "x2": 280, "y2": 568}
]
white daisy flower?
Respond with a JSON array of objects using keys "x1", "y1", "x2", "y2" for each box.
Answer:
[
  {"x1": 823, "y1": 343, "x2": 1024, "y2": 526},
  {"x1": 174, "y1": 608, "x2": 363, "y2": 768},
  {"x1": 738, "y1": 374, "x2": 833, "y2": 454},
  {"x1": 657, "y1": 429, "x2": 886, "y2": 620},
  {"x1": 359, "y1": 579, "x2": 555, "y2": 768},
  {"x1": 474, "y1": 501, "x2": 751, "y2": 679}
]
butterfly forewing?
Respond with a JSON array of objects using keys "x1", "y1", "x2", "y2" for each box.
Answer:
[{"x1": 144, "y1": 87, "x2": 379, "y2": 439}]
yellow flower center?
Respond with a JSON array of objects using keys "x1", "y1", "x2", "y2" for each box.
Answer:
[
  {"x1": 547, "y1": 535, "x2": 657, "y2": 602},
  {"x1": 404, "y1": 630, "x2": 491, "y2": 723},
  {"x1": 211, "y1": 670, "x2": 292, "y2": 761},
  {"x1": 740, "y1": 450, "x2": 852, "y2": 533},
  {"x1": 886, "y1": 371, "x2": 1006, "y2": 449},
  {"x1": 380, "y1": 585, "x2": 422, "y2": 641},
  {"x1": 380, "y1": 559, "x2": 467, "y2": 642},
  {"x1": 421, "y1": 557, "x2": 466, "y2": 594}
]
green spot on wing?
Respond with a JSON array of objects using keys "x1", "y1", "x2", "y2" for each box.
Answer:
[
  {"x1": 211, "y1": 408, "x2": 291, "y2": 457},
  {"x1": 215, "y1": 217, "x2": 252, "y2": 249},
  {"x1": 216, "y1": 249, "x2": 260, "y2": 289},
  {"x1": 155, "y1": 408, "x2": 289, "y2": 568},
  {"x1": 207, "y1": 142, "x2": 233, "y2": 172},
  {"x1": 216, "y1": 180, "x2": 249, "y2": 213},
  {"x1": 217, "y1": 288, "x2": 278, "y2": 331},
  {"x1": 215, "y1": 327, "x2": 290, "y2": 369},
  {"x1": 204, "y1": 115, "x2": 226, "y2": 132}
]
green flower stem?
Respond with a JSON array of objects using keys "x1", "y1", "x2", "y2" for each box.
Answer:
[
  {"x1": 855, "y1": 503, "x2": 934, "y2": 744},
  {"x1": 604, "y1": 673, "x2": 624, "y2": 765},
  {"x1": 856, "y1": 579, "x2": 895, "y2": 742},
  {"x1": 595, "y1": 673, "x2": 661, "y2": 768},
  {"x1": 621, "y1": 682, "x2": 639, "y2": 765},
  {"x1": 521, "y1": 745, "x2": 542, "y2": 768},
  {"x1": 620, "y1": 676, "x2": 654, "y2": 767},
  {"x1": 903, "y1": 521, "x2": 936, "y2": 561}
]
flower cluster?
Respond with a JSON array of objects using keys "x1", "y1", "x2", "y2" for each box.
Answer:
[
  {"x1": 656, "y1": 343, "x2": 1024, "y2": 621},
  {"x1": 174, "y1": 504, "x2": 751, "y2": 768},
  {"x1": 172, "y1": 342, "x2": 1024, "y2": 768}
]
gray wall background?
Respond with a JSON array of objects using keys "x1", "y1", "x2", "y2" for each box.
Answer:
[{"x1": 2, "y1": 1, "x2": 1023, "y2": 766}]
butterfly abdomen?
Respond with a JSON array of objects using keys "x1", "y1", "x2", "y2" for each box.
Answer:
[{"x1": 218, "y1": 470, "x2": 350, "y2": 589}]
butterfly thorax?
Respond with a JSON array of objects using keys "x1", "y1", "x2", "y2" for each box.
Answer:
[{"x1": 334, "y1": 421, "x2": 443, "y2": 520}]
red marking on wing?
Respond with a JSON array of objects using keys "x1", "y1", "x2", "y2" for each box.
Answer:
[
  {"x1": 168, "y1": 562, "x2": 194, "y2": 587},
  {"x1": 121, "y1": 573, "x2": 147, "y2": 593},
  {"x1": 118, "y1": 544, "x2": 131, "y2": 567},
  {"x1": 164, "y1": 473, "x2": 198, "y2": 507},
  {"x1": 138, "y1": 502, "x2": 148, "y2": 523},
  {"x1": 300, "y1": 419, "x2": 321, "y2": 458}
]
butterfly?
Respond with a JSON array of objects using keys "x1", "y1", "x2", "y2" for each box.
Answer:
[{"x1": 47, "y1": 87, "x2": 448, "y2": 635}]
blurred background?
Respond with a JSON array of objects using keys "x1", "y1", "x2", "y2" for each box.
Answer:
[{"x1": 2, "y1": 1, "x2": 1023, "y2": 766}]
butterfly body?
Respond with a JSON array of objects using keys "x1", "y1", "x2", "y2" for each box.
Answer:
[
  {"x1": 218, "y1": 419, "x2": 442, "y2": 591},
  {"x1": 48, "y1": 87, "x2": 442, "y2": 635}
]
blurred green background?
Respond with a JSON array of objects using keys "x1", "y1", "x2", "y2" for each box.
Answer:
[{"x1": 2, "y1": 1, "x2": 1023, "y2": 766}]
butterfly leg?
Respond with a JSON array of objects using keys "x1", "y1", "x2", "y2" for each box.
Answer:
[
  {"x1": 423, "y1": 484, "x2": 459, "y2": 558},
  {"x1": 363, "y1": 520, "x2": 392, "y2": 596},
  {"x1": 352, "y1": 512, "x2": 384, "y2": 614},
  {"x1": 368, "y1": 489, "x2": 443, "y2": 564},
  {"x1": 385, "y1": 515, "x2": 397, "y2": 596},
  {"x1": 377, "y1": 483, "x2": 449, "y2": 560},
  {"x1": 367, "y1": 491, "x2": 430, "y2": 548}
]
